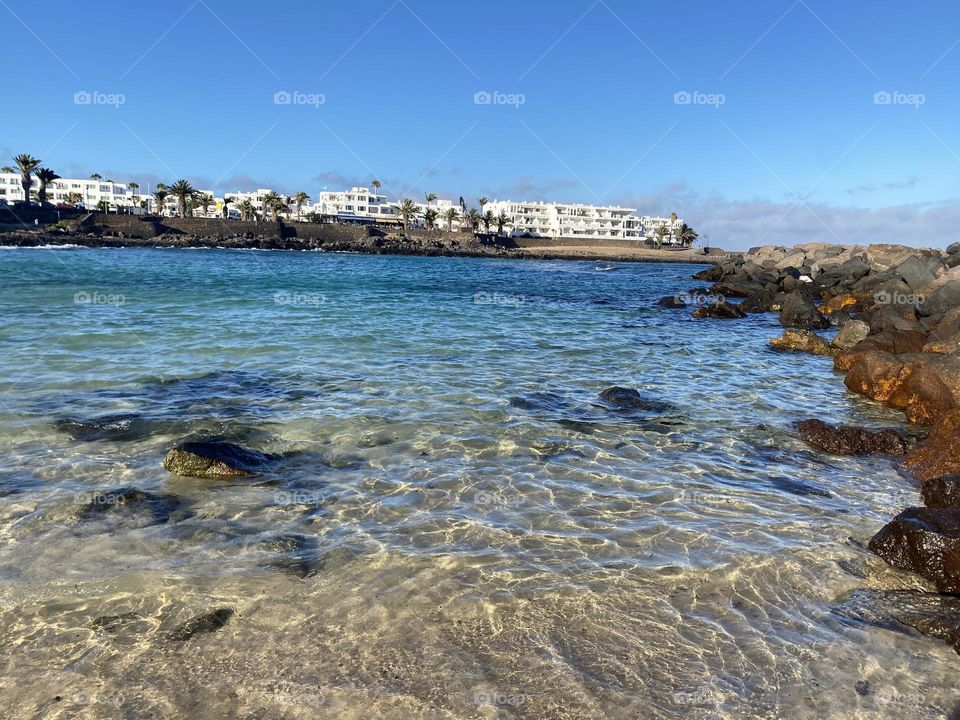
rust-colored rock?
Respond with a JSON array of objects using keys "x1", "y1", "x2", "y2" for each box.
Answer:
[
  {"x1": 818, "y1": 293, "x2": 865, "y2": 315},
  {"x1": 887, "y1": 363, "x2": 958, "y2": 424},
  {"x1": 841, "y1": 351, "x2": 913, "y2": 402},
  {"x1": 770, "y1": 330, "x2": 836, "y2": 356},
  {"x1": 903, "y1": 410, "x2": 960, "y2": 483},
  {"x1": 795, "y1": 419, "x2": 910, "y2": 455}
]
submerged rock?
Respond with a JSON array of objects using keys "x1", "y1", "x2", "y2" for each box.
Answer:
[
  {"x1": 162, "y1": 441, "x2": 276, "y2": 479},
  {"x1": 168, "y1": 608, "x2": 234, "y2": 641},
  {"x1": 54, "y1": 414, "x2": 157, "y2": 442},
  {"x1": 836, "y1": 589, "x2": 960, "y2": 655},
  {"x1": 598, "y1": 387, "x2": 674, "y2": 413},
  {"x1": 770, "y1": 330, "x2": 835, "y2": 356},
  {"x1": 656, "y1": 295, "x2": 686, "y2": 309},
  {"x1": 77, "y1": 486, "x2": 186, "y2": 525},
  {"x1": 692, "y1": 301, "x2": 746, "y2": 319},
  {"x1": 868, "y1": 507, "x2": 960, "y2": 592},
  {"x1": 795, "y1": 419, "x2": 909, "y2": 456}
]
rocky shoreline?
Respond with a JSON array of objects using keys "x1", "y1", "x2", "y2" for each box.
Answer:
[
  {"x1": 0, "y1": 226, "x2": 729, "y2": 265},
  {"x1": 675, "y1": 241, "x2": 960, "y2": 654}
]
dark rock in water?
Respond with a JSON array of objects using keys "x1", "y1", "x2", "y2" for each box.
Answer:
[
  {"x1": 692, "y1": 265, "x2": 724, "y2": 282},
  {"x1": 242, "y1": 533, "x2": 318, "y2": 578},
  {"x1": 168, "y1": 608, "x2": 234, "y2": 641},
  {"x1": 598, "y1": 386, "x2": 673, "y2": 412},
  {"x1": 656, "y1": 295, "x2": 686, "y2": 309},
  {"x1": 779, "y1": 291, "x2": 829, "y2": 329},
  {"x1": 795, "y1": 419, "x2": 910, "y2": 456},
  {"x1": 923, "y1": 477, "x2": 960, "y2": 509},
  {"x1": 54, "y1": 414, "x2": 156, "y2": 442},
  {"x1": 556, "y1": 419, "x2": 597, "y2": 434},
  {"x1": 769, "y1": 475, "x2": 833, "y2": 498},
  {"x1": 77, "y1": 486, "x2": 186, "y2": 525},
  {"x1": 162, "y1": 441, "x2": 276, "y2": 479},
  {"x1": 740, "y1": 290, "x2": 781, "y2": 313},
  {"x1": 508, "y1": 391, "x2": 570, "y2": 413},
  {"x1": 692, "y1": 301, "x2": 746, "y2": 319},
  {"x1": 869, "y1": 507, "x2": 960, "y2": 592},
  {"x1": 855, "y1": 681, "x2": 871, "y2": 697},
  {"x1": 835, "y1": 588, "x2": 960, "y2": 655}
]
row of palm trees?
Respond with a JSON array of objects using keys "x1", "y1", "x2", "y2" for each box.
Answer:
[{"x1": 389, "y1": 190, "x2": 509, "y2": 234}]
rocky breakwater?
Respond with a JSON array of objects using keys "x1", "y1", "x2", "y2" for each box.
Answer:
[{"x1": 691, "y1": 240, "x2": 960, "y2": 653}]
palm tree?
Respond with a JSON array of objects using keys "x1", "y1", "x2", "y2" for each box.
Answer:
[
  {"x1": 65, "y1": 191, "x2": 83, "y2": 206},
  {"x1": 424, "y1": 192, "x2": 437, "y2": 207},
  {"x1": 153, "y1": 187, "x2": 170, "y2": 217},
  {"x1": 260, "y1": 191, "x2": 286, "y2": 221},
  {"x1": 477, "y1": 196, "x2": 489, "y2": 216},
  {"x1": 495, "y1": 211, "x2": 509, "y2": 236},
  {"x1": 238, "y1": 199, "x2": 256, "y2": 221},
  {"x1": 654, "y1": 223, "x2": 667, "y2": 248},
  {"x1": 371, "y1": 179, "x2": 382, "y2": 196},
  {"x1": 675, "y1": 222, "x2": 698, "y2": 247},
  {"x1": 34, "y1": 168, "x2": 60, "y2": 205},
  {"x1": 293, "y1": 191, "x2": 310, "y2": 221},
  {"x1": 1, "y1": 165, "x2": 14, "y2": 173},
  {"x1": 423, "y1": 208, "x2": 438, "y2": 230},
  {"x1": 393, "y1": 198, "x2": 419, "y2": 230},
  {"x1": 482, "y1": 209, "x2": 494, "y2": 234},
  {"x1": 195, "y1": 192, "x2": 214, "y2": 217},
  {"x1": 222, "y1": 195, "x2": 235, "y2": 219},
  {"x1": 443, "y1": 207, "x2": 459, "y2": 232},
  {"x1": 128, "y1": 182, "x2": 140, "y2": 208},
  {"x1": 169, "y1": 179, "x2": 196, "y2": 217},
  {"x1": 13, "y1": 154, "x2": 41, "y2": 205},
  {"x1": 90, "y1": 173, "x2": 102, "y2": 180},
  {"x1": 466, "y1": 207, "x2": 481, "y2": 231}
]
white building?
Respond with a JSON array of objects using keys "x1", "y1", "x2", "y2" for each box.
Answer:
[
  {"x1": 315, "y1": 187, "x2": 398, "y2": 223},
  {"x1": 483, "y1": 199, "x2": 683, "y2": 242},
  {"x1": 0, "y1": 172, "x2": 136, "y2": 211}
]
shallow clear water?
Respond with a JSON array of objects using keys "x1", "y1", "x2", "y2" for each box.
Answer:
[{"x1": 0, "y1": 247, "x2": 954, "y2": 719}]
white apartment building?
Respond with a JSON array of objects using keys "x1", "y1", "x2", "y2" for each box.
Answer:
[
  {"x1": 0, "y1": 173, "x2": 134, "y2": 210},
  {"x1": 483, "y1": 199, "x2": 683, "y2": 242},
  {"x1": 315, "y1": 187, "x2": 398, "y2": 222}
]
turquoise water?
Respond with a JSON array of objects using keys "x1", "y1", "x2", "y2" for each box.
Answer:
[{"x1": 0, "y1": 247, "x2": 954, "y2": 719}]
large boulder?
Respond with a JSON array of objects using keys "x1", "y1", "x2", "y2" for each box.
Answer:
[
  {"x1": 656, "y1": 295, "x2": 686, "y2": 309},
  {"x1": 893, "y1": 255, "x2": 945, "y2": 292},
  {"x1": 779, "y1": 291, "x2": 829, "y2": 329},
  {"x1": 903, "y1": 410, "x2": 960, "y2": 483},
  {"x1": 868, "y1": 507, "x2": 960, "y2": 593},
  {"x1": 794, "y1": 419, "x2": 909, "y2": 456},
  {"x1": 887, "y1": 355, "x2": 960, "y2": 424},
  {"x1": 918, "y1": 279, "x2": 960, "y2": 318},
  {"x1": 770, "y1": 330, "x2": 835, "y2": 356},
  {"x1": 842, "y1": 329, "x2": 929, "y2": 357},
  {"x1": 831, "y1": 320, "x2": 870, "y2": 350},
  {"x1": 840, "y1": 351, "x2": 913, "y2": 401},
  {"x1": 865, "y1": 244, "x2": 923, "y2": 273},
  {"x1": 163, "y1": 441, "x2": 276, "y2": 479},
  {"x1": 692, "y1": 301, "x2": 746, "y2": 319}
]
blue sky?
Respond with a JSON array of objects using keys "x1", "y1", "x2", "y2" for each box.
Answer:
[{"x1": 3, "y1": 0, "x2": 959, "y2": 248}]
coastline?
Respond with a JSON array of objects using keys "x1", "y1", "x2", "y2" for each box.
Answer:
[{"x1": 685, "y1": 240, "x2": 960, "y2": 656}]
